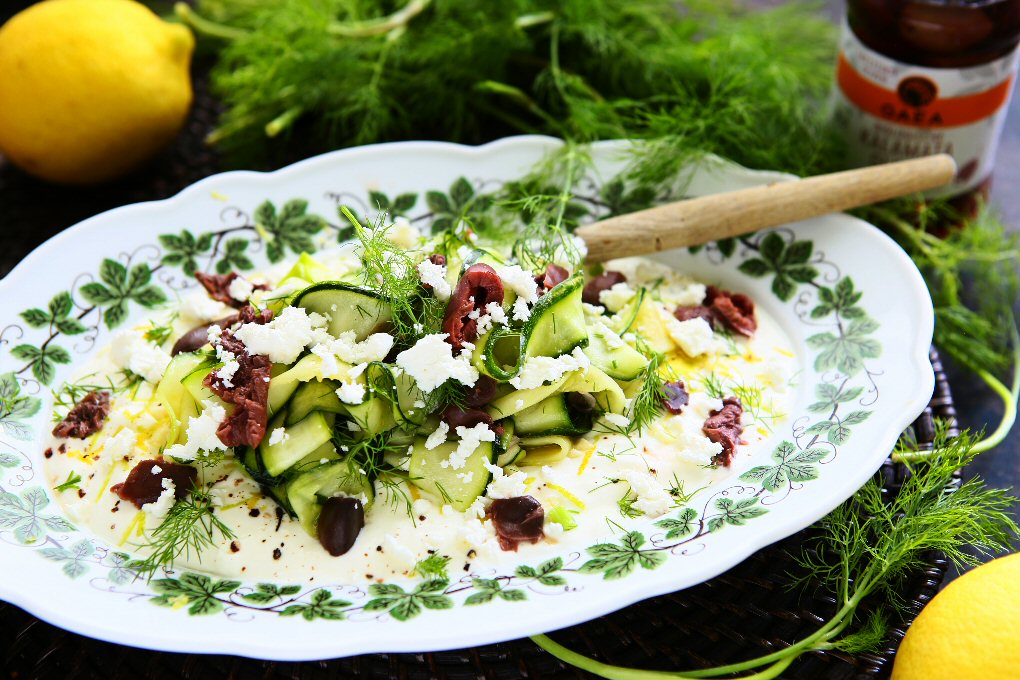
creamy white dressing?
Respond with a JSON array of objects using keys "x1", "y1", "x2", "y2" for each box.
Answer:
[{"x1": 44, "y1": 254, "x2": 796, "y2": 583}]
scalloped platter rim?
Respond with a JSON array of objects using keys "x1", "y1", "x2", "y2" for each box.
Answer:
[{"x1": 0, "y1": 136, "x2": 934, "y2": 660}]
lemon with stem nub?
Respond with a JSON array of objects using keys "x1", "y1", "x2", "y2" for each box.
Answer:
[
  {"x1": 0, "y1": 0, "x2": 194, "y2": 185},
  {"x1": 891, "y1": 552, "x2": 1020, "y2": 680}
]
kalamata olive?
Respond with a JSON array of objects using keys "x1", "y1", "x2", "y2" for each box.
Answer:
[
  {"x1": 52, "y1": 390, "x2": 110, "y2": 438},
  {"x1": 898, "y1": 4, "x2": 993, "y2": 54},
  {"x1": 582, "y1": 270, "x2": 626, "y2": 306},
  {"x1": 536, "y1": 264, "x2": 570, "y2": 293},
  {"x1": 442, "y1": 263, "x2": 504, "y2": 350},
  {"x1": 171, "y1": 315, "x2": 238, "y2": 355},
  {"x1": 662, "y1": 380, "x2": 689, "y2": 415},
  {"x1": 463, "y1": 375, "x2": 499, "y2": 407},
  {"x1": 442, "y1": 405, "x2": 495, "y2": 430},
  {"x1": 489, "y1": 496, "x2": 545, "y2": 551},
  {"x1": 704, "y1": 286, "x2": 756, "y2": 337},
  {"x1": 428, "y1": 253, "x2": 447, "y2": 266},
  {"x1": 673, "y1": 305, "x2": 714, "y2": 326},
  {"x1": 110, "y1": 458, "x2": 197, "y2": 508},
  {"x1": 317, "y1": 496, "x2": 365, "y2": 557}
]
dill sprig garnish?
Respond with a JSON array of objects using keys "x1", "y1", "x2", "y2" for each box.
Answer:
[
  {"x1": 340, "y1": 206, "x2": 443, "y2": 347},
  {"x1": 331, "y1": 428, "x2": 415, "y2": 518},
  {"x1": 533, "y1": 426, "x2": 1019, "y2": 676},
  {"x1": 134, "y1": 488, "x2": 235, "y2": 581},
  {"x1": 49, "y1": 370, "x2": 144, "y2": 422}
]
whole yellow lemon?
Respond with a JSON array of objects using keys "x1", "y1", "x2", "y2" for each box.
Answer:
[
  {"x1": 891, "y1": 552, "x2": 1020, "y2": 680},
  {"x1": 0, "y1": 0, "x2": 194, "y2": 184}
]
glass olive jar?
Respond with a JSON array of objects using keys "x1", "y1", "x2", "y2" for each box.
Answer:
[{"x1": 832, "y1": 0, "x2": 1020, "y2": 199}]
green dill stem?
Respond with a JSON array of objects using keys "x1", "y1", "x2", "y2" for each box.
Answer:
[
  {"x1": 530, "y1": 634, "x2": 797, "y2": 680},
  {"x1": 893, "y1": 322, "x2": 1020, "y2": 462},
  {"x1": 531, "y1": 592, "x2": 865, "y2": 680},
  {"x1": 173, "y1": 3, "x2": 248, "y2": 41},
  {"x1": 515, "y1": 11, "x2": 556, "y2": 29},
  {"x1": 474, "y1": 80, "x2": 567, "y2": 136},
  {"x1": 327, "y1": 0, "x2": 432, "y2": 38},
  {"x1": 265, "y1": 107, "x2": 304, "y2": 138}
]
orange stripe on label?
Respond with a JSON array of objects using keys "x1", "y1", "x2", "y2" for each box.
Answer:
[{"x1": 836, "y1": 53, "x2": 1014, "y2": 128}]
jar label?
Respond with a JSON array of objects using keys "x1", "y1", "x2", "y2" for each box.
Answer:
[{"x1": 832, "y1": 20, "x2": 1020, "y2": 196}]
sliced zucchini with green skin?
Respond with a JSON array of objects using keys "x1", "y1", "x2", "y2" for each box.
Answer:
[
  {"x1": 286, "y1": 379, "x2": 345, "y2": 426},
  {"x1": 344, "y1": 388, "x2": 396, "y2": 434},
  {"x1": 285, "y1": 461, "x2": 375, "y2": 536},
  {"x1": 519, "y1": 435, "x2": 574, "y2": 466},
  {"x1": 494, "y1": 420, "x2": 523, "y2": 467},
  {"x1": 513, "y1": 393, "x2": 594, "y2": 436},
  {"x1": 293, "y1": 281, "x2": 393, "y2": 341},
  {"x1": 371, "y1": 363, "x2": 427, "y2": 427},
  {"x1": 583, "y1": 323, "x2": 648, "y2": 381},
  {"x1": 260, "y1": 411, "x2": 334, "y2": 477},
  {"x1": 268, "y1": 354, "x2": 325, "y2": 416},
  {"x1": 155, "y1": 352, "x2": 213, "y2": 443},
  {"x1": 487, "y1": 374, "x2": 570, "y2": 419},
  {"x1": 181, "y1": 367, "x2": 231, "y2": 412},
  {"x1": 408, "y1": 438, "x2": 495, "y2": 511},
  {"x1": 562, "y1": 365, "x2": 628, "y2": 415},
  {"x1": 482, "y1": 275, "x2": 588, "y2": 380}
]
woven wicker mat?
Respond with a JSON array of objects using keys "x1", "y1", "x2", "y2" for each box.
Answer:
[{"x1": 0, "y1": 51, "x2": 958, "y2": 680}]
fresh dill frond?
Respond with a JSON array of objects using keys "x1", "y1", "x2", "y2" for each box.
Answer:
[
  {"x1": 144, "y1": 313, "x2": 179, "y2": 346},
  {"x1": 54, "y1": 471, "x2": 82, "y2": 492},
  {"x1": 413, "y1": 553, "x2": 451, "y2": 579},
  {"x1": 533, "y1": 428, "x2": 1019, "y2": 675},
  {"x1": 331, "y1": 428, "x2": 415, "y2": 517},
  {"x1": 340, "y1": 206, "x2": 443, "y2": 347},
  {"x1": 616, "y1": 489, "x2": 643, "y2": 519},
  {"x1": 135, "y1": 488, "x2": 235, "y2": 581},
  {"x1": 192, "y1": 449, "x2": 231, "y2": 469},
  {"x1": 623, "y1": 337, "x2": 679, "y2": 435},
  {"x1": 49, "y1": 371, "x2": 143, "y2": 422}
]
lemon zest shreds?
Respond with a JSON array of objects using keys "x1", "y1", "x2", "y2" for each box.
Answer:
[
  {"x1": 119, "y1": 512, "x2": 146, "y2": 546},
  {"x1": 547, "y1": 483, "x2": 586, "y2": 510},
  {"x1": 576, "y1": 441, "x2": 597, "y2": 476}
]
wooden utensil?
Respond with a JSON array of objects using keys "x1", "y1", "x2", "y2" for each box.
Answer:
[{"x1": 576, "y1": 154, "x2": 956, "y2": 262}]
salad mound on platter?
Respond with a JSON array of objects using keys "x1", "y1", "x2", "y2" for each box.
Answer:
[{"x1": 44, "y1": 215, "x2": 792, "y2": 579}]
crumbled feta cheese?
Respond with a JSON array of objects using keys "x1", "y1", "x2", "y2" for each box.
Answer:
[
  {"x1": 665, "y1": 316, "x2": 720, "y2": 357},
  {"x1": 109, "y1": 330, "x2": 172, "y2": 383},
  {"x1": 424, "y1": 421, "x2": 450, "y2": 450},
  {"x1": 103, "y1": 427, "x2": 137, "y2": 459},
  {"x1": 603, "y1": 413, "x2": 631, "y2": 429},
  {"x1": 310, "y1": 343, "x2": 341, "y2": 378},
  {"x1": 413, "y1": 399, "x2": 426, "y2": 409},
  {"x1": 180, "y1": 291, "x2": 225, "y2": 323},
  {"x1": 593, "y1": 320, "x2": 625, "y2": 349},
  {"x1": 496, "y1": 264, "x2": 539, "y2": 304},
  {"x1": 233, "y1": 306, "x2": 328, "y2": 364},
  {"x1": 268, "y1": 427, "x2": 289, "y2": 446},
  {"x1": 515, "y1": 399, "x2": 525, "y2": 410},
  {"x1": 386, "y1": 217, "x2": 421, "y2": 249},
  {"x1": 456, "y1": 471, "x2": 475, "y2": 484},
  {"x1": 599, "y1": 282, "x2": 636, "y2": 312},
  {"x1": 483, "y1": 461, "x2": 527, "y2": 499},
  {"x1": 163, "y1": 402, "x2": 228, "y2": 461},
  {"x1": 395, "y1": 334, "x2": 479, "y2": 391},
  {"x1": 384, "y1": 533, "x2": 418, "y2": 572},
  {"x1": 618, "y1": 470, "x2": 672, "y2": 517},
  {"x1": 228, "y1": 276, "x2": 255, "y2": 303},
  {"x1": 417, "y1": 259, "x2": 451, "y2": 301},
  {"x1": 544, "y1": 520, "x2": 565, "y2": 540},
  {"x1": 206, "y1": 325, "x2": 223, "y2": 345},
  {"x1": 215, "y1": 349, "x2": 240, "y2": 388},
  {"x1": 442, "y1": 423, "x2": 496, "y2": 470},
  {"x1": 348, "y1": 362, "x2": 368, "y2": 379},
  {"x1": 510, "y1": 346, "x2": 590, "y2": 390},
  {"x1": 141, "y1": 477, "x2": 176, "y2": 523},
  {"x1": 150, "y1": 464, "x2": 162, "y2": 475},
  {"x1": 511, "y1": 297, "x2": 531, "y2": 322},
  {"x1": 336, "y1": 381, "x2": 366, "y2": 405},
  {"x1": 330, "y1": 331, "x2": 394, "y2": 365}
]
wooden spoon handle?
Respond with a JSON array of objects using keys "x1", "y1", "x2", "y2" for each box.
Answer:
[{"x1": 576, "y1": 154, "x2": 956, "y2": 262}]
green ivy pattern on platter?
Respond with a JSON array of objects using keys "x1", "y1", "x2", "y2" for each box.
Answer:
[{"x1": 0, "y1": 174, "x2": 882, "y2": 622}]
